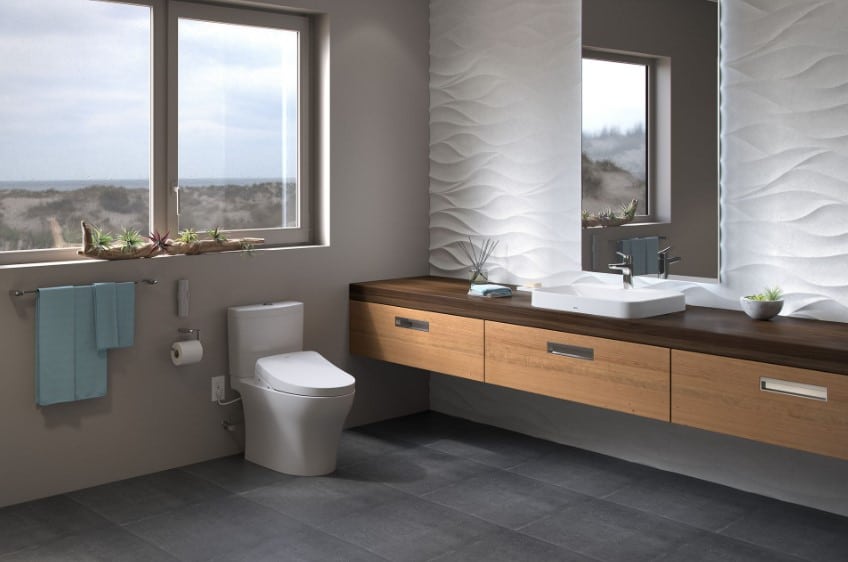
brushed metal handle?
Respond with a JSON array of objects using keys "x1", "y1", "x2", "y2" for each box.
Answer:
[
  {"x1": 760, "y1": 377, "x2": 827, "y2": 401},
  {"x1": 395, "y1": 316, "x2": 429, "y2": 332},
  {"x1": 547, "y1": 342, "x2": 594, "y2": 361}
]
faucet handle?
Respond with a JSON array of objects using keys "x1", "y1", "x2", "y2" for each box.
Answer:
[
  {"x1": 658, "y1": 246, "x2": 672, "y2": 255},
  {"x1": 614, "y1": 251, "x2": 632, "y2": 265}
]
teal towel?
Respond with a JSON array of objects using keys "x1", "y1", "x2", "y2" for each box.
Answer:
[
  {"x1": 94, "y1": 283, "x2": 118, "y2": 350},
  {"x1": 36, "y1": 286, "x2": 77, "y2": 405},
  {"x1": 115, "y1": 282, "x2": 135, "y2": 348},
  {"x1": 74, "y1": 286, "x2": 108, "y2": 400},
  {"x1": 93, "y1": 282, "x2": 135, "y2": 350},
  {"x1": 468, "y1": 283, "x2": 512, "y2": 298},
  {"x1": 35, "y1": 286, "x2": 107, "y2": 405}
]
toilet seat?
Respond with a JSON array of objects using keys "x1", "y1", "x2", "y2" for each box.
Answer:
[{"x1": 256, "y1": 350, "x2": 355, "y2": 397}]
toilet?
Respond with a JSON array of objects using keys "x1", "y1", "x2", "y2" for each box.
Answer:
[{"x1": 228, "y1": 301, "x2": 355, "y2": 476}]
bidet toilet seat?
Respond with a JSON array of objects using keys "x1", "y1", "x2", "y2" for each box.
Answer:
[{"x1": 256, "y1": 350, "x2": 355, "y2": 397}]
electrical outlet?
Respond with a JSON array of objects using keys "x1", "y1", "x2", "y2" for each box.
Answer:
[{"x1": 211, "y1": 376, "x2": 225, "y2": 402}]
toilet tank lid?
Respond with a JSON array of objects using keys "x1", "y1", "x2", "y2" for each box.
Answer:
[{"x1": 256, "y1": 351, "x2": 355, "y2": 397}]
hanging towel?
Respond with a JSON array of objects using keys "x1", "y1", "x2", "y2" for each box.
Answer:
[
  {"x1": 617, "y1": 236, "x2": 661, "y2": 276},
  {"x1": 93, "y1": 283, "x2": 118, "y2": 350},
  {"x1": 93, "y1": 282, "x2": 135, "y2": 350},
  {"x1": 115, "y1": 282, "x2": 135, "y2": 348},
  {"x1": 74, "y1": 286, "x2": 108, "y2": 401},
  {"x1": 35, "y1": 286, "x2": 77, "y2": 405},
  {"x1": 35, "y1": 286, "x2": 107, "y2": 405}
]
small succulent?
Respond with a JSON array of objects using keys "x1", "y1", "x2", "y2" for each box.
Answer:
[
  {"x1": 746, "y1": 286, "x2": 783, "y2": 301},
  {"x1": 177, "y1": 228, "x2": 198, "y2": 243},
  {"x1": 620, "y1": 198, "x2": 638, "y2": 220},
  {"x1": 207, "y1": 226, "x2": 227, "y2": 243},
  {"x1": 90, "y1": 225, "x2": 114, "y2": 251},
  {"x1": 146, "y1": 229, "x2": 172, "y2": 251},
  {"x1": 240, "y1": 241, "x2": 256, "y2": 256},
  {"x1": 117, "y1": 227, "x2": 144, "y2": 252}
]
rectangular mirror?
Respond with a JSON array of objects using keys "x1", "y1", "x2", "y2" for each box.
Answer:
[{"x1": 581, "y1": 0, "x2": 719, "y2": 281}]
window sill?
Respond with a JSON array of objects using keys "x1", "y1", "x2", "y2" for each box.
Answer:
[{"x1": 0, "y1": 241, "x2": 328, "y2": 270}]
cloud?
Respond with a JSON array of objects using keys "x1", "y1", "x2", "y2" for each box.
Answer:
[{"x1": 0, "y1": 0, "x2": 300, "y2": 183}]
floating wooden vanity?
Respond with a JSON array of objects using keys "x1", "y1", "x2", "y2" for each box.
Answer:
[{"x1": 349, "y1": 276, "x2": 848, "y2": 461}]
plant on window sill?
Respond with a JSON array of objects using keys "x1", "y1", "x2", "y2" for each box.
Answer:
[
  {"x1": 582, "y1": 199, "x2": 639, "y2": 228},
  {"x1": 78, "y1": 221, "x2": 263, "y2": 260}
]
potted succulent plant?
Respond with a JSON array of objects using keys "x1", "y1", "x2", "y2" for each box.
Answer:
[{"x1": 740, "y1": 286, "x2": 784, "y2": 320}]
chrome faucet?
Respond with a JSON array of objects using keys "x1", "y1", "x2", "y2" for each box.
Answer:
[
  {"x1": 608, "y1": 251, "x2": 634, "y2": 289},
  {"x1": 657, "y1": 246, "x2": 682, "y2": 279}
]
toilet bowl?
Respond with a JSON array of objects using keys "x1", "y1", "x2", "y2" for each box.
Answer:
[{"x1": 228, "y1": 303, "x2": 355, "y2": 476}]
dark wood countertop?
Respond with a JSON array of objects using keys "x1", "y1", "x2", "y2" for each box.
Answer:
[{"x1": 350, "y1": 276, "x2": 848, "y2": 375}]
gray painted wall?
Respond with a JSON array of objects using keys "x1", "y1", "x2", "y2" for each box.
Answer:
[{"x1": 0, "y1": 0, "x2": 431, "y2": 508}]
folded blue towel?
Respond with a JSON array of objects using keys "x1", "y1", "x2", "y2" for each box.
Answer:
[
  {"x1": 93, "y1": 282, "x2": 135, "y2": 350},
  {"x1": 35, "y1": 286, "x2": 107, "y2": 405},
  {"x1": 36, "y1": 286, "x2": 77, "y2": 405},
  {"x1": 468, "y1": 283, "x2": 513, "y2": 298}
]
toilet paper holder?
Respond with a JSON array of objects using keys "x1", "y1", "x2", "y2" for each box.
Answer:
[{"x1": 178, "y1": 328, "x2": 201, "y2": 342}]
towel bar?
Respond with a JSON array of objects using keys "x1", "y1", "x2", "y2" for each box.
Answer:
[{"x1": 10, "y1": 279, "x2": 159, "y2": 298}]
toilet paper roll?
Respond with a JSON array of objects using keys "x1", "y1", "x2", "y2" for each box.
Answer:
[{"x1": 171, "y1": 340, "x2": 203, "y2": 366}]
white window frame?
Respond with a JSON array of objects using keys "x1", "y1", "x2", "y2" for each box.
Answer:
[
  {"x1": 0, "y1": 0, "x2": 314, "y2": 266},
  {"x1": 166, "y1": 1, "x2": 312, "y2": 245}
]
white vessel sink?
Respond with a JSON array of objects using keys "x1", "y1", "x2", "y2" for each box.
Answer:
[{"x1": 531, "y1": 284, "x2": 685, "y2": 319}]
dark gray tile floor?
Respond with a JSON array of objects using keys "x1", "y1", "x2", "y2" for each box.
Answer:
[{"x1": 2, "y1": 412, "x2": 847, "y2": 561}]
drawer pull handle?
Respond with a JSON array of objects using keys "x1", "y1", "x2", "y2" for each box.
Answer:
[
  {"x1": 547, "y1": 342, "x2": 594, "y2": 361},
  {"x1": 760, "y1": 377, "x2": 827, "y2": 401},
  {"x1": 395, "y1": 316, "x2": 429, "y2": 332}
]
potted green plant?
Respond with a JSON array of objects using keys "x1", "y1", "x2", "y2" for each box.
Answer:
[{"x1": 740, "y1": 286, "x2": 784, "y2": 320}]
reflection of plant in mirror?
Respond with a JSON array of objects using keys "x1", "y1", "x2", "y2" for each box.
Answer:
[
  {"x1": 177, "y1": 228, "x2": 198, "y2": 243},
  {"x1": 582, "y1": 199, "x2": 638, "y2": 228},
  {"x1": 118, "y1": 228, "x2": 143, "y2": 252},
  {"x1": 745, "y1": 286, "x2": 783, "y2": 301}
]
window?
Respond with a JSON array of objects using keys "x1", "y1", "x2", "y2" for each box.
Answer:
[
  {"x1": 0, "y1": 0, "x2": 313, "y2": 264},
  {"x1": 582, "y1": 51, "x2": 653, "y2": 221},
  {"x1": 0, "y1": 0, "x2": 151, "y2": 255}
]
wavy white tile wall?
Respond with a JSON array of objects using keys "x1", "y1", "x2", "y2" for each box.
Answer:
[
  {"x1": 429, "y1": 0, "x2": 582, "y2": 286},
  {"x1": 721, "y1": 0, "x2": 848, "y2": 321},
  {"x1": 429, "y1": 0, "x2": 848, "y2": 322}
]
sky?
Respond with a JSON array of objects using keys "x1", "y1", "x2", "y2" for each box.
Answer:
[
  {"x1": 582, "y1": 58, "x2": 646, "y2": 135},
  {"x1": 0, "y1": 0, "x2": 299, "y2": 183}
]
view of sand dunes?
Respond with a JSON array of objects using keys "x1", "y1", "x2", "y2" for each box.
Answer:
[
  {"x1": 582, "y1": 128, "x2": 647, "y2": 215},
  {"x1": 0, "y1": 182, "x2": 295, "y2": 251}
]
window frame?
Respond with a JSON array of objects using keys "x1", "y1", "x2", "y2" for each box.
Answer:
[
  {"x1": 166, "y1": 1, "x2": 312, "y2": 245},
  {"x1": 581, "y1": 47, "x2": 659, "y2": 224},
  {"x1": 0, "y1": 0, "x2": 315, "y2": 266}
]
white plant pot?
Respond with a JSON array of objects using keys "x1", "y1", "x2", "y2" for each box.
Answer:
[{"x1": 740, "y1": 297, "x2": 783, "y2": 320}]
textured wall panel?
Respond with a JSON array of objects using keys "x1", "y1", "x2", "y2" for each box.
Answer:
[
  {"x1": 429, "y1": 0, "x2": 582, "y2": 285},
  {"x1": 721, "y1": 0, "x2": 848, "y2": 321}
]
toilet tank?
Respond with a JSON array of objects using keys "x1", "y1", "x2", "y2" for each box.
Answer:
[{"x1": 228, "y1": 301, "x2": 304, "y2": 379}]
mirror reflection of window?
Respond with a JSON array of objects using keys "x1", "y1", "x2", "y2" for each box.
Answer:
[{"x1": 582, "y1": 56, "x2": 649, "y2": 218}]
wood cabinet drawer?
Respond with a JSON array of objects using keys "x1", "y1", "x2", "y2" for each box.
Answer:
[
  {"x1": 349, "y1": 301, "x2": 484, "y2": 381},
  {"x1": 672, "y1": 350, "x2": 848, "y2": 460},
  {"x1": 485, "y1": 321, "x2": 670, "y2": 421}
]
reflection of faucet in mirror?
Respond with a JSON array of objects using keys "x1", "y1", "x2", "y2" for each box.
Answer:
[
  {"x1": 658, "y1": 246, "x2": 682, "y2": 279},
  {"x1": 608, "y1": 251, "x2": 634, "y2": 289}
]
